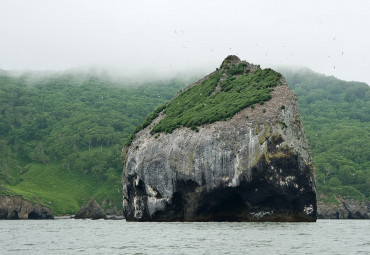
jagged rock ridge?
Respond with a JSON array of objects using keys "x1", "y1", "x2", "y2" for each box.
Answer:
[{"x1": 122, "y1": 56, "x2": 317, "y2": 222}]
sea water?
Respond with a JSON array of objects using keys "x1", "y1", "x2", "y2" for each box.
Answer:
[{"x1": 0, "y1": 219, "x2": 369, "y2": 254}]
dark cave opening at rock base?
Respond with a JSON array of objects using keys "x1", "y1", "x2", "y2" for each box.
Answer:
[
  {"x1": 193, "y1": 187, "x2": 248, "y2": 221},
  {"x1": 28, "y1": 211, "x2": 42, "y2": 219},
  {"x1": 138, "y1": 177, "x2": 316, "y2": 222},
  {"x1": 9, "y1": 210, "x2": 19, "y2": 220}
]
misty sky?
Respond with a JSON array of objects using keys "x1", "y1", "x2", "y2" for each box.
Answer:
[{"x1": 1, "y1": 0, "x2": 369, "y2": 84}]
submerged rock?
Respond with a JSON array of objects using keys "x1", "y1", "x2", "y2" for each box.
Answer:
[
  {"x1": 0, "y1": 196, "x2": 54, "y2": 219},
  {"x1": 122, "y1": 56, "x2": 317, "y2": 222},
  {"x1": 74, "y1": 198, "x2": 106, "y2": 219}
]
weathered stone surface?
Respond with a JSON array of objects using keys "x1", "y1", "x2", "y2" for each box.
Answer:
[
  {"x1": 122, "y1": 57, "x2": 317, "y2": 222},
  {"x1": 318, "y1": 198, "x2": 370, "y2": 219},
  {"x1": 74, "y1": 198, "x2": 106, "y2": 219},
  {"x1": 0, "y1": 196, "x2": 54, "y2": 219}
]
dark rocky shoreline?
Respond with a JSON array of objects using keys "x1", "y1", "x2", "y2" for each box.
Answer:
[
  {"x1": 0, "y1": 196, "x2": 54, "y2": 219},
  {"x1": 318, "y1": 198, "x2": 370, "y2": 219},
  {"x1": 54, "y1": 215, "x2": 125, "y2": 220},
  {"x1": 2, "y1": 194, "x2": 368, "y2": 220}
]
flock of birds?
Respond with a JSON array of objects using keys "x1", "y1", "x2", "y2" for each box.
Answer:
[
  {"x1": 143, "y1": 27, "x2": 346, "y2": 72},
  {"x1": 172, "y1": 29, "x2": 344, "y2": 71}
]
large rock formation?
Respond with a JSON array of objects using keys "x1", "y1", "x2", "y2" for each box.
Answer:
[
  {"x1": 74, "y1": 198, "x2": 107, "y2": 219},
  {"x1": 0, "y1": 196, "x2": 54, "y2": 219},
  {"x1": 122, "y1": 56, "x2": 317, "y2": 221}
]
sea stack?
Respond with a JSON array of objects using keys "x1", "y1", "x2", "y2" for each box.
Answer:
[{"x1": 122, "y1": 56, "x2": 317, "y2": 221}]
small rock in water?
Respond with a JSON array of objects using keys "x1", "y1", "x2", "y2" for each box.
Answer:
[{"x1": 74, "y1": 198, "x2": 106, "y2": 219}]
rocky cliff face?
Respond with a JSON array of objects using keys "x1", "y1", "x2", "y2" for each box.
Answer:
[
  {"x1": 318, "y1": 198, "x2": 370, "y2": 219},
  {"x1": 122, "y1": 56, "x2": 317, "y2": 221},
  {"x1": 0, "y1": 196, "x2": 54, "y2": 219}
]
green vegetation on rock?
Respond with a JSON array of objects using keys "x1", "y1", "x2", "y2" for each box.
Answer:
[{"x1": 150, "y1": 65, "x2": 281, "y2": 134}]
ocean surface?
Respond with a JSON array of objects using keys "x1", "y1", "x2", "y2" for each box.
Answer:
[{"x1": 0, "y1": 219, "x2": 369, "y2": 254}]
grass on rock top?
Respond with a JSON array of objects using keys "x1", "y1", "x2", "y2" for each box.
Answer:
[{"x1": 146, "y1": 65, "x2": 282, "y2": 134}]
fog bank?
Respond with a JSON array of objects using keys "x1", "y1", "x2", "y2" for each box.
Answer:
[{"x1": 0, "y1": 0, "x2": 369, "y2": 85}]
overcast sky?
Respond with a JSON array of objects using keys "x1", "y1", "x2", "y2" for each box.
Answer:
[{"x1": 0, "y1": 0, "x2": 369, "y2": 84}]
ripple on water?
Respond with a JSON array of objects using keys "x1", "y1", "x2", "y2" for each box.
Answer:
[{"x1": 0, "y1": 220, "x2": 369, "y2": 254}]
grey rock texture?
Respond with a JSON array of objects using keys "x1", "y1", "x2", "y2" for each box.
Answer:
[
  {"x1": 0, "y1": 196, "x2": 54, "y2": 219},
  {"x1": 74, "y1": 198, "x2": 106, "y2": 219},
  {"x1": 122, "y1": 57, "x2": 317, "y2": 222},
  {"x1": 318, "y1": 198, "x2": 370, "y2": 219}
]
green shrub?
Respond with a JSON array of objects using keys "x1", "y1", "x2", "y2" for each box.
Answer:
[{"x1": 227, "y1": 63, "x2": 246, "y2": 75}]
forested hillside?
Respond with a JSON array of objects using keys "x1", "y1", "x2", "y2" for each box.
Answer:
[
  {"x1": 0, "y1": 72, "x2": 192, "y2": 214},
  {"x1": 1, "y1": 68, "x2": 369, "y2": 214},
  {"x1": 280, "y1": 68, "x2": 370, "y2": 202}
]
